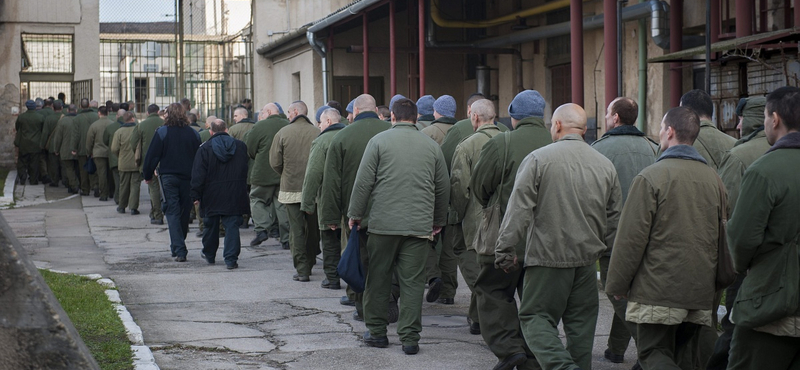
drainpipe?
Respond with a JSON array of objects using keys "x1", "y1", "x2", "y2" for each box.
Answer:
[
  {"x1": 736, "y1": 0, "x2": 753, "y2": 38},
  {"x1": 604, "y1": 0, "x2": 618, "y2": 107},
  {"x1": 617, "y1": 0, "x2": 623, "y2": 95},
  {"x1": 638, "y1": 19, "x2": 647, "y2": 133},
  {"x1": 796, "y1": 0, "x2": 800, "y2": 28},
  {"x1": 389, "y1": 0, "x2": 396, "y2": 96},
  {"x1": 572, "y1": 0, "x2": 584, "y2": 106},
  {"x1": 418, "y1": 0, "x2": 425, "y2": 96},
  {"x1": 128, "y1": 58, "x2": 137, "y2": 104},
  {"x1": 705, "y1": 0, "x2": 711, "y2": 93},
  {"x1": 669, "y1": 0, "x2": 682, "y2": 107},
  {"x1": 307, "y1": 32, "x2": 329, "y2": 103},
  {"x1": 363, "y1": 13, "x2": 370, "y2": 94}
]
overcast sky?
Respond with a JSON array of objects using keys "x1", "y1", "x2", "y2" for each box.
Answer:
[{"x1": 100, "y1": 0, "x2": 177, "y2": 22}]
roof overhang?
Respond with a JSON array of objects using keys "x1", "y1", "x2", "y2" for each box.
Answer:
[
  {"x1": 648, "y1": 28, "x2": 800, "y2": 63},
  {"x1": 255, "y1": 26, "x2": 310, "y2": 58}
]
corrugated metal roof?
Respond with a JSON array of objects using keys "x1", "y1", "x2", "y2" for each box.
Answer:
[{"x1": 648, "y1": 28, "x2": 800, "y2": 63}]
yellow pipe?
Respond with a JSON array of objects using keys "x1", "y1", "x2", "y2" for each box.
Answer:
[{"x1": 431, "y1": 0, "x2": 574, "y2": 28}]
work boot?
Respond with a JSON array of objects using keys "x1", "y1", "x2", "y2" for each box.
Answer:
[
  {"x1": 492, "y1": 353, "x2": 527, "y2": 370},
  {"x1": 426, "y1": 277, "x2": 443, "y2": 302},
  {"x1": 362, "y1": 331, "x2": 387, "y2": 348},
  {"x1": 250, "y1": 231, "x2": 269, "y2": 246}
]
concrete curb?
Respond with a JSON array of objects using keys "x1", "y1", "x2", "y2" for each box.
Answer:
[{"x1": 0, "y1": 169, "x2": 16, "y2": 207}]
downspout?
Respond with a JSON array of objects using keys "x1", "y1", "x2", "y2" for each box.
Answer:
[
  {"x1": 307, "y1": 32, "x2": 329, "y2": 103},
  {"x1": 363, "y1": 13, "x2": 369, "y2": 94},
  {"x1": 571, "y1": 0, "x2": 584, "y2": 106},
  {"x1": 389, "y1": 0, "x2": 396, "y2": 96},
  {"x1": 128, "y1": 58, "x2": 136, "y2": 104},
  {"x1": 638, "y1": 19, "x2": 647, "y2": 133},
  {"x1": 605, "y1": 0, "x2": 618, "y2": 107},
  {"x1": 418, "y1": 0, "x2": 425, "y2": 96},
  {"x1": 669, "y1": 0, "x2": 682, "y2": 107}
]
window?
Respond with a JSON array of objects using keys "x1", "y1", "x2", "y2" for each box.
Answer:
[
  {"x1": 21, "y1": 34, "x2": 73, "y2": 73},
  {"x1": 292, "y1": 72, "x2": 301, "y2": 101},
  {"x1": 156, "y1": 77, "x2": 175, "y2": 97}
]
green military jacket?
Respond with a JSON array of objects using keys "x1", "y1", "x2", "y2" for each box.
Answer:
[
  {"x1": 107, "y1": 112, "x2": 117, "y2": 122},
  {"x1": 319, "y1": 112, "x2": 391, "y2": 228},
  {"x1": 229, "y1": 119, "x2": 255, "y2": 140},
  {"x1": 112, "y1": 122, "x2": 138, "y2": 172},
  {"x1": 269, "y1": 115, "x2": 319, "y2": 203},
  {"x1": 301, "y1": 123, "x2": 346, "y2": 229},
  {"x1": 245, "y1": 114, "x2": 290, "y2": 187},
  {"x1": 104, "y1": 120, "x2": 122, "y2": 168},
  {"x1": 14, "y1": 110, "x2": 44, "y2": 154},
  {"x1": 417, "y1": 114, "x2": 435, "y2": 130},
  {"x1": 421, "y1": 116, "x2": 458, "y2": 145},
  {"x1": 200, "y1": 129, "x2": 211, "y2": 143},
  {"x1": 718, "y1": 128, "x2": 770, "y2": 216},
  {"x1": 607, "y1": 145, "x2": 721, "y2": 310},
  {"x1": 348, "y1": 123, "x2": 449, "y2": 236},
  {"x1": 450, "y1": 124, "x2": 503, "y2": 250},
  {"x1": 189, "y1": 123, "x2": 203, "y2": 132},
  {"x1": 130, "y1": 113, "x2": 163, "y2": 170},
  {"x1": 495, "y1": 134, "x2": 621, "y2": 268},
  {"x1": 42, "y1": 111, "x2": 63, "y2": 153},
  {"x1": 728, "y1": 132, "x2": 800, "y2": 335},
  {"x1": 38, "y1": 107, "x2": 54, "y2": 119},
  {"x1": 72, "y1": 109, "x2": 99, "y2": 156},
  {"x1": 441, "y1": 118, "x2": 508, "y2": 173},
  {"x1": 591, "y1": 125, "x2": 659, "y2": 204},
  {"x1": 693, "y1": 119, "x2": 736, "y2": 170},
  {"x1": 86, "y1": 117, "x2": 112, "y2": 158},
  {"x1": 53, "y1": 114, "x2": 77, "y2": 160}
]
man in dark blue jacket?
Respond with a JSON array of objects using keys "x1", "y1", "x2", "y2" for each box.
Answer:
[
  {"x1": 191, "y1": 119, "x2": 250, "y2": 269},
  {"x1": 143, "y1": 103, "x2": 201, "y2": 262}
]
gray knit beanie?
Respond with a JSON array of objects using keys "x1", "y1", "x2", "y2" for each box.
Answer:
[
  {"x1": 433, "y1": 95, "x2": 457, "y2": 118},
  {"x1": 508, "y1": 90, "x2": 545, "y2": 119},
  {"x1": 346, "y1": 99, "x2": 355, "y2": 113},
  {"x1": 389, "y1": 94, "x2": 406, "y2": 110},
  {"x1": 274, "y1": 102, "x2": 284, "y2": 115},
  {"x1": 315, "y1": 105, "x2": 328, "y2": 123},
  {"x1": 25, "y1": 100, "x2": 36, "y2": 110},
  {"x1": 416, "y1": 95, "x2": 435, "y2": 115}
]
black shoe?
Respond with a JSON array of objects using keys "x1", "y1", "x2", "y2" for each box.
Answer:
[
  {"x1": 631, "y1": 361, "x2": 642, "y2": 370},
  {"x1": 604, "y1": 349, "x2": 624, "y2": 364},
  {"x1": 282, "y1": 241, "x2": 290, "y2": 250},
  {"x1": 116, "y1": 207, "x2": 125, "y2": 214},
  {"x1": 402, "y1": 344, "x2": 419, "y2": 355},
  {"x1": 50, "y1": 183, "x2": 60, "y2": 188},
  {"x1": 80, "y1": 191, "x2": 89, "y2": 196},
  {"x1": 239, "y1": 223, "x2": 249, "y2": 229},
  {"x1": 269, "y1": 229, "x2": 280, "y2": 239},
  {"x1": 195, "y1": 230, "x2": 204, "y2": 238},
  {"x1": 293, "y1": 273, "x2": 310, "y2": 282},
  {"x1": 387, "y1": 298, "x2": 399, "y2": 324},
  {"x1": 99, "y1": 197, "x2": 108, "y2": 201},
  {"x1": 492, "y1": 353, "x2": 527, "y2": 370},
  {"x1": 130, "y1": 209, "x2": 140, "y2": 215},
  {"x1": 353, "y1": 311, "x2": 364, "y2": 322},
  {"x1": 426, "y1": 277, "x2": 443, "y2": 302},
  {"x1": 362, "y1": 331, "x2": 387, "y2": 348},
  {"x1": 250, "y1": 231, "x2": 269, "y2": 246},
  {"x1": 340, "y1": 296, "x2": 356, "y2": 306},
  {"x1": 30, "y1": 181, "x2": 38, "y2": 185},
  {"x1": 68, "y1": 188, "x2": 78, "y2": 194},
  {"x1": 150, "y1": 219, "x2": 164, "y2": 225},
  {"x1": 226, "y1": 262, "x2": 238, "y2": 270},
  {"x1": 175, "y1": 256, "x2": 187, "y2": 262},
  {"x1": 201, "y1": 253, "x2": 215, "y2": 264},
  {"x1": 93, "y1": 189, "x2": 100, "y2": 197},
  {"x1": 437, "y1": 297, "x2": 454, "y2": 305},
  {"x1": 468, "y1": 317, "x2": 481, "y2": 335},
  {"x1": 321, "y1": 279, "x2": 341, "y2": 290}
]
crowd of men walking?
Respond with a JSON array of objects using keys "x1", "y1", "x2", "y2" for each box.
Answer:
[{"x1": 13, "y1": 85, "x2": 799, "y2": 369}]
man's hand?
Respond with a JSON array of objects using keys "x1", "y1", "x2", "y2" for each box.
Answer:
[
  {"x1": 328, "y1": 224, "x2": 338, "y2": 231},
  {"x1": 614, "y1": 295, "x2": 627, "y2": 301},
  {"x1": 495, "y1": 254, "x2": 518, "y2": 273},
  {"x1": 193, "y1": 200, "x2": 199, "y2": 205},
  {"x1": 348, "y1": 218, "x2": 361, "y2": 231},
  {"x1": 432, "y1": 225, "x2": 443, "y2": 236},
  {"x1": 71, "y1": 150, "x2": 76, "y2": 155}
]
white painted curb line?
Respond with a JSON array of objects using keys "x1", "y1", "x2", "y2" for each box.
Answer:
[{"x1": 0, "y1": 170, "x2": 16, "y2": 207}]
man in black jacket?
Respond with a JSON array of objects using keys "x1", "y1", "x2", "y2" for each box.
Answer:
[{"x1": 191, "y1": 119, "x2": 250, "y2": 269}]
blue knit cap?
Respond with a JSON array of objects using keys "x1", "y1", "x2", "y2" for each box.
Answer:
[
  {"x1": 416, "y1": 95, "x2": 435, "y2": 115},
  {"x1": 25, "y1": 100, "x2": 36, "y2": 110},
  {"x1": 508, "y1": 90, "x2": 545, "y2": 119},
  {"x1": 433, "y1": 95, "x2": 457, "y2": 118},
  {"x1": 315, "y1": 105, "x2": 328, "y2": 123},
  {"x1": 346, "y1": 99, "x2": 355, "y2": 113},
  {"x1": 389, "y1": 94, "x2": 406, "y2": 111},
  {"x1": 274, "y1": 102, "x2": 284, "y2": 115}
]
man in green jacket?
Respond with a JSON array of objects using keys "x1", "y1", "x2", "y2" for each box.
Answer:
[
  {"x1": 246, "y1": 103, "x2": 290, "y2": 248},
  {"x1": 301, "y1": 108, "x2": 346, "y2": 289},
  {"x1": 469, "y1": 90, "x2": 553, "y2": 370},
  {"x1": 606, "y1": 106, "x2": 721, "y2": 370},
  {"x1": 15, "y1": 100, "x2": 44, "y2": 185},
  {"x1": 319, "y1": 94, "x2": 391, "y2": 320},
  {"x1": 37, "y1": 99, "x2": 55, "y2": 184},
  {"x1": 86, "y1": 107, "x2": 113, "y2": 201},
  {"x1": 415, "y1": 95, "x2": 435, "y2": 130},
  {"x1": 43, "y1": 101, "x2": 64, "y2": 188},
  {"x1": 591, "y1": 97, "x2": 658, "y2": 365},
  {"x1": 449, "y1": 99, "x2": 503, "y2": 336},
  {"x1": 230, "y1": 107, "x2": 256, "y2": 229},
  {"x1": 496, "y1": 103, "x2": 621, "y2": 370},
  {"x1": 680, "y1": 89, "x2": 736, "y2": 170},
  {"x1": 350, "y1": 98, "x2": 449, "y2": 355},
  {"x1": 112, "y1": 112, "x2": 141, "y2": 214},
  {"x1": 130, "y1": 105, "x2": 164, "y2": 224},
  {"x1": 726, "y1": 86, "x2": 800, "y2": 370},
  {"x1": 104, "y1": 108, "x2": 125, "y2": 204},
  {"x1": 53, "y1": 105, "x2": 79, "y2": 193},
  {"x1": 421, "y1": 95, "x2": 458, "y2": 145},
  {"x1": 270, "y1": 101, "x2": 321, "y2": 282},
  {"x1": 72, "y1": 98, "x2": 100, "y2": 196}
]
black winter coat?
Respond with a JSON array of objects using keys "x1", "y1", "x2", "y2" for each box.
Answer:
[{"x1": 190, "y1": 132, "x2": 250, "y2": 217}]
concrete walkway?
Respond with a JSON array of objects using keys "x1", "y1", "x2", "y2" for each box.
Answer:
[{"x1": 3, "y1": 180, "x2": 637, "y2": 370}]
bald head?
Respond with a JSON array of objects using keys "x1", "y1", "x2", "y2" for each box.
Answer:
[
  {"x1": 205, "y1": 115, "x2": 217, "y2": 128},
  {"x1": 469, "y1": 99, "x2": 495, "y2": 130},
  {"x1": 551, "y1": 103, "x2": 587, "y2": 140},
  {"x1": 233, "y1": 107, "x2": 248, "y2": 123},
  {"x1": 353, "y1": 94, "x2": 377, "y2": 116},
  {"x1": 261, "y1": 103, "x2": 279, "y2": 118},
  {"x1": 287, "y1": 101, "x2": 308, "y2": 121},
  {"x1": 211, "y1": 119, "x2": 228, "y2": 134}
]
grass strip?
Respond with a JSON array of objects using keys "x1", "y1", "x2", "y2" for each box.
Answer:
[{"x1": 40, "y1": 270, "x2": 134, "y2": 370}]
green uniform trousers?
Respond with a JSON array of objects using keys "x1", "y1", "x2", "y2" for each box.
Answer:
[
  {"x1": 250, "y1": 185, "x2": 289, "y2": 243},
  {"x1": 93, "y1": 157, "x2": 109, "y2": 198},
  {"x1": 728, "y1": 325, "x2": 800, "y2": 370},
  {"x1": 285, "y1": 203, "x2": 320, "y2": 276},
  {"x1": 636, "y1": 322, "x2": 701, "y2": 370},
  {"x1": 519, "y1": 264, "x2": 598, "y2": 370},
  {"x1": 364, "y1": 234, "x2": 427, "y2": 345},
  {"x1": 118, "y1": 171, "x2": 141, "y2": 211},
  {"x1": 47, "y1": 152, "x2": 61, "y2": 185},
  {"x1": 110, "y1": 167, "x2": 119, "y2": 204},
  {"x1": 425, "y1": 224, "x2": 460, "y2": 298},
  {"x1": 599, "y1": 255, "x2": 636, "y2": 356},
  {"x1": 60, "y1": 159, "x2": 78, "y2": 190},
  {"x1": 321, "y1": 228, "x2": 341, "y2": 282},
  {"x1": 148, "y1": 176, "x2": 163, "y2": 221},
  {"x1": 457, "y1": 247, "x2": 480, "y2": 324},
  {"x1": 475, "y1": 253, "x2": 537, "y2": 366},
  {"x1": 77, "y1": 155, "x2": 98, "y2": 194},
  {"x1": 17, "y1": 151, "x2": 41, "y2": 184},
  {"x1": 39, "y1": 150, "x2": 49, "y2": 181}
]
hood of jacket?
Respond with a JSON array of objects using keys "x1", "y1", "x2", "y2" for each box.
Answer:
[
  {"x1": 210, "y1": 132, "x2": 236, "y2": 162},
  {"x1": 741, "y1": 96, "x2": 766, "y2": 136},
  {"x1": 658, "y1": 144, "x2": 707, "y2": 164},
  {"x1": 603, "y1": 124, "x2": 645, "y2": 137}
]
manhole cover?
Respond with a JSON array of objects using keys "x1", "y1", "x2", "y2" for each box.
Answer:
[{"x1": 422, "y1": 315, "x2": 468, "y2": 328}]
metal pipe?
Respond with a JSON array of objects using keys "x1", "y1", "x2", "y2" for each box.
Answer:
[
  {"x1": 638, "y1": 18, "x2": 647, "y2": 133},
  {"x1": 796, "y1": 0, "x2": 800, "y2": 28},
  {"x1": 431, "y1": 0, "x2": 580, "y2": 28},
  {"x1": 418, "y1": 0, "x2": 425, "y2": 96},
  {"x1": 476, "y1": 66, "x2": 490, "y2": 97},
  {"x1": 711, "y1": 0, "x2": 720, "y2": 60},
  {"x1": 736, "y1": 0, "x2": 753, "y2": 38},
  {"x1": 617, "y1": 0, "x2": 623, "y2": 96},
  {"x1": 389, "y1": 0, "x2": 396, "y2": 96},
  {"x1": 347, "y1": 45, "x2": 516, "y2": 54},
  {"x1": 705, "y1": 0, "x2": 711, "y2": 93},
  {"x1": 515, "y1": 48, "x2": 524, "y2": 93},
  {"x1": 572, "y1": 0, "x2": 585, "y2": 106},
  {"x1": 306, "y1": 32, "x2": 329, "y2": 103},
  {"x1": 178, "y1": 0, "x2": 185, "y2": 99},
  {"x1": 604, "y1": 0, "x2": 617, "y2": 107},
  {"x1": 669, "y1": 0, "x2": 682, "y2": 107},
  {"x1": 363, "y1": 13, "x2": 369, "y2": 94}
]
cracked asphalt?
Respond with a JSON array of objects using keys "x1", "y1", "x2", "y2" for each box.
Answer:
[{"x1": 4, "y1": 181, "x2": 638, "y2": 370}]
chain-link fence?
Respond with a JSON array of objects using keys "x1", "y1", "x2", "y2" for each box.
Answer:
[{"x1": 99, "y1": 0, "x2": 253, "y2": 122}]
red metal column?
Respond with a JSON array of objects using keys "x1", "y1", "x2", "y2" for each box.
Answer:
[
  {"x1": 572, "y1": 0, "x2": 585, "y2": 106},
  {"x1": 363, "y1": 13, "x2": 370, "y2": 94},
  {"x1": 795, "y1": 0, "x2": 800, "y2": 28},
  {"x1": 418, "y1": 0, "x2": 426, "y2": 96},
  {"x1": 669, "y1": 0, "x2": 683, "y2": 107},
  {"x1": 711, "y1": 0, "x2": 720, "y2": 43},
  {"x1": 389, "y1": 0, "x2": 397, "y2": 96},
  {"x1": 602, "y1": 0, "x2": 615, "y2": 107},
  {"x1": 736, "y1": 0, "x2": 753, "y2": 38}
]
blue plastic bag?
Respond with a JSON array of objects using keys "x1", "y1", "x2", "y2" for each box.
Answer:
[{"x1": 338, "y1": 225, "x2": 366, "y2": 293}]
